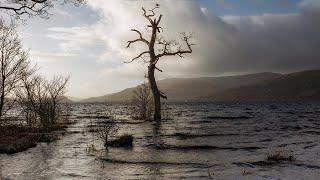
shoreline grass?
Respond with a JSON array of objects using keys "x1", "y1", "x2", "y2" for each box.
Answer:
[{"x1": 0, "y1": 122, "x2": 70, "y2": 154}]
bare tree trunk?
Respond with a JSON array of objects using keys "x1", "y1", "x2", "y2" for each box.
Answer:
[
  {"x1": 0, "y1": 78, "x2": 5, "y2": 121},
  {"x1": 0, "y1": 91, "x2": 4, "y2": 121},
  {"x1": 0, "y1": 58, "x2": 5, "y2": 121},
  {"x1": 148, "y1": 64, "x2": 161, "y2": 121},
  {"x1": 126, "y1": 5, "x2": 194, "y2": 121}
]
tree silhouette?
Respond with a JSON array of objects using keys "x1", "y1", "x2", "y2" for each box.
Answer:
[
  {"x1": 0, "y1": 21, "x2": 30, "y2": 122},
  {"x1": 126, "y1": 4, "x2": 194, "y2": 121},
  {"x1": 0, "y1": 0, "x2": 84, "y2": 18}
]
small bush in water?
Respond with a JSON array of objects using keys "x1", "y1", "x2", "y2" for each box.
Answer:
[{"x1": 107, "y1": 134, "x2": 133, "y2": 148}]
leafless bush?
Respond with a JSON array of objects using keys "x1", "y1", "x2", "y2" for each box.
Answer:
[
  {"x1": 0, "y1": 20, "x2": 30, "y2": 125},
  {"x1": 95, "y1": 115, "x2": 118, "y2": 150},
  {"x1": 16, "y1": 74, "x2": 69, "y2": 130},
  {"x1": 131, "y1": 82, "x2": 153, "y2": 121}
]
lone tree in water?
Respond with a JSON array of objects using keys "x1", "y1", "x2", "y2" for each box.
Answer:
[{"x1": 126, "y1": 4, "x2": 194, "y2": 121}]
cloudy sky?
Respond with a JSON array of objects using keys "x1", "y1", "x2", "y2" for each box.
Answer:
[{"x1": 13, "y1": 0, "x2": 320, "y2": 98}]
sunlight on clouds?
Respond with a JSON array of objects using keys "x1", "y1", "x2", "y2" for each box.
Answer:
[
  {"x1": 46, "y1": 26, "x2": 104, "y2": 53},
  {"x1": 30, "y1": 50, "x2": 77, "y2": 62},
  {"x1": 19, "y1": 0, "x2": 320, "y2": 97}
]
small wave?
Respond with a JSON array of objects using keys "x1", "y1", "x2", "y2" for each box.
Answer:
[
  {"x1": 233, "y1": 162, "x2": 255, "y2": 168},
  {"x1": 293, "y1": 163, "x2": 320, "y2": 169},
  {"x1": 259, "y1": 138, "x2": 273, "y2": 142},
  {"x1": 149, "y1": 144, "x2": 261, "y2": 152},
  {"x1": 280, "y1": 125, "x2": 302, "y2": 131},
  {"x1": 65, "y1": 173, "x2": 89, "y2": 178},
  {"x1": 100, "y1": 157, "x2": 213, "y2": 168},
  {"x1": 286, "y1": 111, "x2": 296, "y2": 115},
  {"x1": 96, "y1": 120, "x2": 145, "y2": 124},
  {"x1": 75, "y1": 115, "x2": 110, "y2": 119},
  {"x1": 304, "y1": 144, "x2": 317, "y2": 149},
  {"x1": 173, "y1": 132, "x2": 238, "y2": 139},
  {"x1": 249, "y1": 161, "x2": 320, "y2": 169},
  {"x1": 206, "y1": 116, "x2": 251, "y2": 120},
  {"x1": 114, "y1": 120, "x2": 145, "y2": 124},
  {"x1": 303, "y1": 130, "x2": 320, "y2": 135}
]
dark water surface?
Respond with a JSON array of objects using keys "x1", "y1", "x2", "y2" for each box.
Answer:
[{"x1": 1, "y1": 102, "x2": 320, "y2": 179}]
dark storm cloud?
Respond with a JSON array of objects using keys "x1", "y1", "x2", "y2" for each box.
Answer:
[
  {"x1": 187, "y1": 1, "x2": 320, "y2": 75},
  {"x1": 85, "y1": 0, "x2": 320, "y2": 80}
]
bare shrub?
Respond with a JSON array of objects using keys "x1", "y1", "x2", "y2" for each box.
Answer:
[
  {"x1": 96, "y1": 116, "x2": 118, "y2": 150},
  {"x1": 131, "y1": 82, "x2": 153, "y2": 121},
  {"x1": 16, "y1": 74, "x2": 69, "y2": 130},
  {"x1": 0, "y1": 21, "x2": 30, "y2": 125}
]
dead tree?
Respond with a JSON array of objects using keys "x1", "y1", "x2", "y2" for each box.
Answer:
[
  {"x1": 126, "y1": 5, "x2": 194, "y2": 121},
  {"x1": 0, "y1": 0, "x2": 84, "y2": 18},
  {"x1": 0, "y1": 21, "x2": 30, "y2": 123}
]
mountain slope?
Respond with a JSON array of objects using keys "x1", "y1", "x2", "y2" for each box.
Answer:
[
  {"x1": 81, "y1": 72, "x2": 282, "y2": 102},
  {"x1": 81, "y1": 70, "x2": 320, "y2": 102},
  {"x1": 207, "y1": 70, "x2": 320, "y2": 101}
]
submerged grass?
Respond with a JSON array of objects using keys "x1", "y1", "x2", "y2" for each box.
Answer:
[
  {"x1": 266, "y1": 150, "x2": 295, "y2": 162},
  {"x1": 0, "y1": 123, "x2": 70, "y2": 154}
]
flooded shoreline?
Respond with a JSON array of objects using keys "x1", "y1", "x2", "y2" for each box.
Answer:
[{"x1": 1, "y1": 102, "x2": 320, "y2": 179}]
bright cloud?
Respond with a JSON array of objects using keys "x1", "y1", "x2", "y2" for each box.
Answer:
[{"x1": 17, "y1": 0, "x2": 320, "y2": 97}]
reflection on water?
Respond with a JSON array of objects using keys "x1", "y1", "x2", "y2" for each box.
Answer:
[{"x1": 1, "y1": 102, "x2": 320, "y2": 179}]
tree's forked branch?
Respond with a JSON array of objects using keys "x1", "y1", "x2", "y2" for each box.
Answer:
[
  {"x1": 155, "y1": 32, "x2": 195, "y2": 59},
  {"x1": 142, "y1": 5, "x2": 162, "y2": 26},
  {"x1": 127, "y1": 29, "x2": 149, "y2": 48}
]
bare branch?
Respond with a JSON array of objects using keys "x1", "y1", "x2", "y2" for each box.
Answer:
[
  {"x1": 0, "y1": 0, "x2": 85, "y2": 18},
  {"x1": 155, "y1": 66, "x2": 163, "y2": 72},
  {"x1": 124, "y1": 51, "x2": 150, "y2": 63},
  {"x1": 156, "y1": 32, "x2": 194, "y2": 59},
  {"x1": 156, "y1": 15, "x2": 162, "y2": 25},
  {"x1": 127, "y1": 29, "x2": 149, "y2": 48},
  {"x1": 159, "y1": 90, "x2": 167, "y2": 99},
  {"x1": 142, "y1": 7, "x2": 154, "y2": 25}
]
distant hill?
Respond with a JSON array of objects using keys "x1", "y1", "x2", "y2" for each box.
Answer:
[
  {"x1": 82, "y1": 87, "x2": 136, "y2": 103},
  {"x1": 206, "y1": 70, "x2": 320, "y2": 101},
  {"x1": 81, "y1": 70, "x2": 320, "y2": 102},
  {"x1": 81, "y1": 72, "x2": 283, "y2": 103},
  {"x1": 67, "y1": 96, "x2": 84, "y2": 102}
]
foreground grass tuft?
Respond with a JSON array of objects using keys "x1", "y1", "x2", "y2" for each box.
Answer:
[
  {"x1": 0, "y1": 123, "x2": 69, "y2": 154},
  {"x1": 266, "y1": 150, "x2": 295, "y2": 162}
]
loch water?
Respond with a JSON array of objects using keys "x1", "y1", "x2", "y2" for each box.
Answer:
[{"x1": 1, "y1": 102, "x2": 320, "y2": 179}]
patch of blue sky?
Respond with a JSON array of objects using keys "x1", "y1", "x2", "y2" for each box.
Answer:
[{"x1": 197, "y1": 0, "x2": 301, "y2": 16}]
